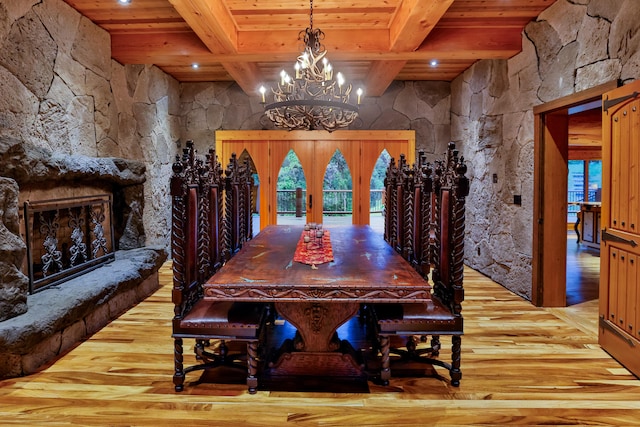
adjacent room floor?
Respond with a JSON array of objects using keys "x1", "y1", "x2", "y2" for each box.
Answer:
[{"x1": 566, "y1": 231, "x2": 600, "y2": 306}]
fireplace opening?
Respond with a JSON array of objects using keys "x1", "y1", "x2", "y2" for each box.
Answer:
[{"x1": 23, "y1": 194, "x2": 115, "y2": 293}]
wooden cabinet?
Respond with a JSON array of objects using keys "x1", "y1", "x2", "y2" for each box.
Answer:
[{"x1": 579, "y1": 203, "x2": 601, "y2": 249}]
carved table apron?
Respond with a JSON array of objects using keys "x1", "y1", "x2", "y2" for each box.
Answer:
[{"x1": 204, "y1": 225, "x2": 431, "y2": 377}]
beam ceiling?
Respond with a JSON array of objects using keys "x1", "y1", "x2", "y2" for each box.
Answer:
[{"x1": 63, "y1": 0, "x2": 557, "y2": 97}]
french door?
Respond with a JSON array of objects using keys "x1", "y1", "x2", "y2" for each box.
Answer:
[
  {"x1": 215, "y1": 130, "x2": 415, "y2": 230},
  {"x1": 600, "y1": 81, "x2": 640, "y2": 377},
  {"x1": 269, "y1": 138, "x2": 359, "y2": 224}
]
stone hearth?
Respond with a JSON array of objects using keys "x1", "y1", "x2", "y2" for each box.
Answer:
[
  {"x1": 0, "y1": 134, "x2": 167, "y2": 378},
  {"x1": 0, "y1": 247, "x2": 166, "y2": 378}
]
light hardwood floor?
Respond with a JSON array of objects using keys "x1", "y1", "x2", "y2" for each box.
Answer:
[{"x1": 1, "y1": 262, "x2": 639, "y2": 426}]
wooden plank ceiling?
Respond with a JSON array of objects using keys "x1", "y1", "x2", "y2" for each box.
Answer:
[{"x1": 63, "y1": 0, "x2": 557, "y2": 97}]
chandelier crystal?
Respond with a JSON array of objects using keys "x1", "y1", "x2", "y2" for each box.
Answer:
[{"x1": 260, "y1": 0, "x2": 362, "y2": 132}]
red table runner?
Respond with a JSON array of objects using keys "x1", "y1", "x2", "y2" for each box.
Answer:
[{"x1": 293, "y1": 229, "x2": 334, "y2": 268}]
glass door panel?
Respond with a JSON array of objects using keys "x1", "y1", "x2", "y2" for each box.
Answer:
[
  {"x1": 369, "y1": 149, "x2": 391, "y2": 234},
  {"x1": 238, "y1": 150, "x2": 260, "y2": 237},
  {"x1": 322, "y1": 149, "x2": 353, "y2": 226},
  {"x1": 276, "y1": 150, "x2": 307, "y2": 225}
]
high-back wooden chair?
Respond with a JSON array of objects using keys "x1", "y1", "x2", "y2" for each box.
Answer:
[
  {"x1": 373, "y1": 142, "x2": 469, "y2": 387},
  {"x1": 171, "y1": 141, "x2": 267, "y2": 394},
  {"x1": 383, "y1": 156, "x2": 397, "y2": 246},
  {"x1": 224, "y1": 153, "x2": 253, "y2": 260},
  {"x1": 384, "y1": 154, "x2": 412, "y2": 259},
  {"x1": 408, "y1": 151, "x2": 433, "y2": 277},
  {"x1": 385, "y1": 150, "x2": 434, "y2": 276}
]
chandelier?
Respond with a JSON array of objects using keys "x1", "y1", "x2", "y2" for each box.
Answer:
[{"x1": 259, "y1": 0, "x2": 362, "y2": 132}]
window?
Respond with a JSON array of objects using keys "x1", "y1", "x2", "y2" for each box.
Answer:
[{"x1": 567, "y1": 160, "x2": 602, "y2": 223}]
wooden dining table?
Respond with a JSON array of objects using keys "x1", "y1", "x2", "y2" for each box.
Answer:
[{"x1": 204, "y1": 224, "x2": 432, "y2": 378}]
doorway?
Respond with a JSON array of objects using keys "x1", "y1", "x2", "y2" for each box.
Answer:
[
  {"x1": 215, "y1": 130, "x2": 415, "y2": 232},
  {"x1": 567, "y1": 158, "x2": 602, "y2": 305},
  {"x1": 275, "y1": 148, "x2": 390, "y2": 233},
  {"x1": 533, "y1": 81, "x2": 618, "y2": 307}
]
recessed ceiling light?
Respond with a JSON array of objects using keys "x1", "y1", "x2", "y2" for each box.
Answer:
[
  {"x1": 430, "y1": 60, "x2": 438, "y2": 67},
  {"x1": 118, "y1": 0, "x2": 131, "y2": 5},
  {"x1": 192, "y1": 63, "x2": 199, "y2": 69}
]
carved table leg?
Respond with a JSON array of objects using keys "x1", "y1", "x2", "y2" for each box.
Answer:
[
  {"x1": 274, "y1": 302, "x2": 359, "y2": 352},
  {"x1": 268, "y1": 302, "x2": 364, "y2": 377}
]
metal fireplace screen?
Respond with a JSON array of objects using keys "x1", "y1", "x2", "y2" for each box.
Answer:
[{"x1": 24, "y1": 194, "x2": 115, "y2": 293}]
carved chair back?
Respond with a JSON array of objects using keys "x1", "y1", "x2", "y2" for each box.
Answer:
[
  {"x1": 384, "y1": 151, "x2": 430, "y2": 273},
  {"x1": 384, "y1": 154, "x2": 411, "y2": 258},
  {"x1": 170, "y1": 141, "x2": 225, "y2": 319},
  {"x1": 410, "y1": 151, "x2": 433, "y2": 278},
  {"x1": 224, "y1": 153, "x2": 254, "y2": 260},
  {"x1": 383, "y1": 157, "x2": 397, "y2": 246},
  {"x1": 430, "y1": 143, "x2": 469, "y2": 316}
]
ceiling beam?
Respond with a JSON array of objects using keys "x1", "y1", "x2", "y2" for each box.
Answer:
[
  {"x1": 221, "y1": 61, "x2": 263, "y2": 95},
  {"x1": 112, "y1": 30, "x2": 522, "y2": 65},
  {"x1": 168, "y1": 0, "x2": 238, "y2": 54},
  {"x1": 364, "y1": 60, "x2": 408, "y2": 97},
  {"x1": 361, "y1": 0, "x2": 453, "y2": 98},
  {"x1": 417, "y1": 27, "x2": 523, "y2": 57},
  {"x1": 236, "y1": 29, "x2": 391, "y2": 54},
  {"x1": 110, "y1": 24, "x2": 525, "y2": 97},
  {"x1": 112, "y1": 32, "x2": 212, "y2": 61},
  {"x1": 167, "y1": 0, "x2": 274, "y2": 93},
  {"x1": 389, "y1": 0, "x2": 454, "y2": 52}
]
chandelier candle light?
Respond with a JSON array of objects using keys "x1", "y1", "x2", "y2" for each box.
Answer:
[{"x1": 259, "y1": 0, "x2": 363, "y2": 132}]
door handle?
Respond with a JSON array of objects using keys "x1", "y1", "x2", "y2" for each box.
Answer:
[
  {"x1": 601, "y1": 229, "x2": 638, "y2": 247},
  {"x1": 309, "y1": 194, "x2": 312, "y2": 209}
]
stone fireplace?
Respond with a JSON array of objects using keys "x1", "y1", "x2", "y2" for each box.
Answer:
[
  {"x1": 0, "y1": 0, "x2": 178, "y2": 378},
  {"x1": 0, "y1": 135, "x2": 166, "y2": 377}
]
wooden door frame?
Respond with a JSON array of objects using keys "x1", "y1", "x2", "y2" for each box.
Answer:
[
  {"x1": 532, "y1": 81, "x2": 618, "y2": 307},
  {"x1": 215, "y1": 130, "x2": 415, "y2": 230}
]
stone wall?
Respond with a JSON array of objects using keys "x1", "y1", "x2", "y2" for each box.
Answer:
[
  {"x1": 179, "y1": 81, "x2": 452, "y2": 163},
  {"x1": 0, "y1": 177, "x2": 28, "y2": 322},
  {"x1": 0, "y1": 0, "x2": 181, "y2": 251},
  {"x1": 451, "y1": 0, "x2": 640, "y2": 299}
]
